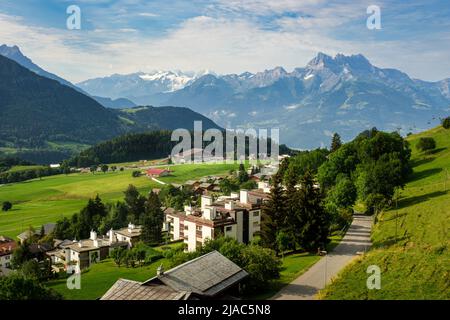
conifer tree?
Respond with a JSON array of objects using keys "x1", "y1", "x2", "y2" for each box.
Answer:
[
  {"x1": 295, "y1": 171, "x2": 330, "y2": 251},
  {"x1": 140, "y1": 192, "x2": 164, "y2": 245},
  {"x1": 260, "y1": 174, "x2": 286, "y2": 252},
  {"x1": 330, "y1": 133, "x2": 342, "y2": 152}
]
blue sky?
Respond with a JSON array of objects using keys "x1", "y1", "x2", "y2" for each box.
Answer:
[{"x1": 0, "y1": 0, "x2": 449, "y2": 82}]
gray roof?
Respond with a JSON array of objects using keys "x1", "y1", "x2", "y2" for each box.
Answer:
[
  {"x1": 100, "y1": 279, "x2": 188, "y2": 300},
  {"x1": 145, "y1": 250, "x2": 248, "y2": 296},
  {"x1": 17, "y1": 223, "x2": 56, "y2": 240},
  {"x1": 101, "y1": 251, "x2": 248, "y2": 300}
]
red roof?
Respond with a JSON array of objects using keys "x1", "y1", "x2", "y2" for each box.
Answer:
[
  {"x1": 0, "y1": 237, "x2": 16, "y2": 256},
  {"x1": 147, "y1": 168, "x2": 169, "y2": 175}
]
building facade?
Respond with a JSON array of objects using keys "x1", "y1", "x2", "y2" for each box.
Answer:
[{"x1": 165, "y1": 187, "x2": 269, "y2": 252}]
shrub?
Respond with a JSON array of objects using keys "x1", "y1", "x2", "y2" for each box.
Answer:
[
  {"x1": 2, "y1": 201, "x2": 12, "y2": 211},
  {"x1": 442, "y1": 117, "x2": 450, "y2": 129},
  {"x1": 416, "y1": 137, "x2": 436, "y2": 152},
  {"x1": 132, "y1": 170, "x2": 141, "y2": 178}
]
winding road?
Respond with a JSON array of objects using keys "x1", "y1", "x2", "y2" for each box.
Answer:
[{"x1": 272, "y1": 214, "x2": 373, "y2": 300}]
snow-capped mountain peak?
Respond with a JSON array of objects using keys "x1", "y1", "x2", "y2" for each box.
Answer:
[{"x1": 137, "y1": 70, "x2": 196, "y2": 92}]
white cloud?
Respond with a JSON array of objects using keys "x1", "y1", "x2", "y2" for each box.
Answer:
[
  {"x1": 138, "y1": 12, "x2": 159, "y2": 17},
  {"x1": 0, "y1": 0, "x2": 449, "y2": 83}
]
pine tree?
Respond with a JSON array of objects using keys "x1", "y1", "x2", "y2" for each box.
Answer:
[
  {"x1": 295, "y1": 171, "x2": 330, "y2": 252},
  {"x1": 124, "y1": 184, "x2": 146, "y2": 221},
  {"x1": 284, "y1": 166, "x2": 299, "y2": 248},
  {"x1": 330, "y1": 133, "x2": 342, "y2": 153},
  {"x1": 140, "y1": 192, "x2": 164, "y2": 245},
  {"x1": 260, "y1": 174, "x2": 286, "y2": 252}
]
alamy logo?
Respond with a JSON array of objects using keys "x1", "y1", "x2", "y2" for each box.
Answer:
[
  {"x1": 66, "y1": 264, "x2": 81, "y2": 290},
  {"x1": 367, "y1": 5, "x2": 381, "y2": 30},
  {"x1": 66, "y1": 5, "x2": 81, "y2": 30},
  {"x1": 366, "y1": 265, "x2": 381, "y2": 290}
]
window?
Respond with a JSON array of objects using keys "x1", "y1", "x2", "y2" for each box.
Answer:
[
  {"x1": 225, "y1": 226, "x2": 233, "y2": 232},
  {"x1": 196, "y1": 225, "x2": 202, "y2": 232},
  {"x1": 253, "y1": 211, "x2": 260, "y2": 217}
]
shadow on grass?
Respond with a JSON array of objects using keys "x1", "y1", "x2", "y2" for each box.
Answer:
[
  {"x1": 410, "y1": 157, "x2": 435, "y2": 168},
  {"x1": 374, "y1": 234, "x2": 411, "y2": 248},
  {"x1": 425, "y1": 147, "x2": 447, "y2": 155},
  {"x1": 397, "y1": 190, "x2": 448, "y2": 209},
  {"x1": 408, "y1": 168, "x2": 442, "y2": 183}
]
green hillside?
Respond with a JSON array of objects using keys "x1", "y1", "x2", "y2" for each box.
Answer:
[
  {"x1": 321, "y1": 126, "x2": 450, "y2": 299},
  {"x1": 0, "y1": 163, "x2": 238, "y2": 238}
]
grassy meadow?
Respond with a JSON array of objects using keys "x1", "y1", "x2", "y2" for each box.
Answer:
[
  {"x1": 0, "y1": 162, "x2": 239, "y2": 238},
  {"x1": 321, "y1": 126, "x2": 450, "y2": 299}
]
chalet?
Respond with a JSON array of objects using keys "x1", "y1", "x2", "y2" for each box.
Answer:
[
  {"x1": 17, "y1": 223, "x2": 55, "y2": 244},
  {"x1": 112, "y1": 223, "x2": 142, "y2": 248},
  {"x1": 0, "y1": 236, "x2": 16, "y2": 270},
  {"x1": 65, "y1": 231, "x2": 128, "y2": 271},
  {"x1": 146, "y1": 168, "x2": 170, "y2": 177},
  {"x1": 101, "y1": 251, "x2": 248, "y2": 300}
]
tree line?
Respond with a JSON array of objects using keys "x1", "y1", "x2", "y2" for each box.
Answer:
[{"x1": 260, "y1": 128, "x2": 412, "y2": 254}]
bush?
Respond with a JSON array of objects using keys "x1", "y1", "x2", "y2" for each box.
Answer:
[
  {"x1": 0, "y1": 274, "x2": 63, "y2": 300},
  {"x1": 2, "y1": 201, "x2": 12, "y2": 212},
  {"x1": 416, "y1": 137, "x2": 436, "y2": 152},
  {"x1": 132, "y1": 171, "x2": 141, "y2": 178},
  {"x1": 442, "y1": 117, "x2": 450, "y2": 129}
]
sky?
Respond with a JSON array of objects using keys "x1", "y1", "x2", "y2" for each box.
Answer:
[{"x1": 0, "y1": 0, "x2": 449, "y2": 83}]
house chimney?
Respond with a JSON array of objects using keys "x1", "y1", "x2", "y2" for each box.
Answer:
[
  {"x1": 157, "y1": 264, "x2": 164, "y2": 276},
  {"x1": 203, "y1": 206, "x2": 216, "y2": 220},
  {"x1": 128, "y1": 222, "x2": 135, "y2": 233},
  {"x1": 78, "y1": 241, "x2": 83, "y2": 248},
  {"x1": 184, "y1": 205, "x2": 193, "y2": 215},
  {"x1": 240, "y1": 190, "x2": 249, "y2": 204},
  {"x1": 109, "y1": 228, "x2": 116, "y2": 243},
  {"x1": 225, "y1": 201, "x2": 235, "y2": 210},
  {"x1": 201, "y1": 195, "x2": 213, "y2": 209},
  {"x1": 90, "y1": 230, "x2": 97, "y2": 241}
]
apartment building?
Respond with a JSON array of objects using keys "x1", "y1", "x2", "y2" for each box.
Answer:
[{"x1": 164, "y1": 186, "x2": 270, "y2": 252}]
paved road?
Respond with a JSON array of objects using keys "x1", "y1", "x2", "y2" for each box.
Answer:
[{"x1": 272, "y1": 214, "x2": 373, "y2": 300}]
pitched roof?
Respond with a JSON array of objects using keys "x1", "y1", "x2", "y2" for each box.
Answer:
[
  {"x1": 146, "y1": 168, "x2": 169, "y2": 175},
  {"x1": 100, "y1": 279, "x2": 188, "y2": 300},
  {"x1": 101, "y1": 251, "x2": 248, "y2": 300},
  {"x1": 145, "y1": 251, "x2": 248, "y2": 296},
  {"x1": 17, "y1": 223, "x2": 56, "y2": 240}
]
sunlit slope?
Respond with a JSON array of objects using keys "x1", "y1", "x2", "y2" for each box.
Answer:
[{"x1": 321, "y1": 126, "x2": 450, "y2": 299}]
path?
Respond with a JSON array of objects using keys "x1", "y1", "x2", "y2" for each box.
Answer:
[
  {"x1": 151, "y1": 177, "x2": 167, "y2": 185},
  {"x1": 272, "y1": 214, "x2": 373, "y2": 300}
]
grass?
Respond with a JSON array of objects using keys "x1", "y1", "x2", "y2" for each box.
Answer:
[
  {"x1": 46, "y1": 258, "x2": 171, "y2": 300},
  {"x1": 321, "y1": 126, "x2": 450, "y2": 300},
  {"x1": 4, "y1": 165, "x2": 47, "y2": 173},
  {"x1": 0, "y1": 163, "x2": 239, "y2": 238}
]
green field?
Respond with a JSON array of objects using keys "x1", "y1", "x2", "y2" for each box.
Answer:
[
  {"x1": 4, "y1": 165, "x2": 47, "y2": 173},
  {"x1": 47, "y1": 259, "x2": 168, "y2": 300},
  {"x1": 321, "y1": 126, "x2": 450, "y2": 299},
  {"x1": 0, "y1": 163, "x2": 239, "y2": 238}
]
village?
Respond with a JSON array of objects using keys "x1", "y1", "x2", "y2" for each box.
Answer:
[{"x1": 0, "y1": 159, "x2": 281, "y2": 299}]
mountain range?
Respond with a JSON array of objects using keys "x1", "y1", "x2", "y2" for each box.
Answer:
[
  {"x1": 0, "y1": 45, "x2": 137, "y2": 109},
  {"x1": 78, "y1": 53, "x2": 450, "y2": 149},
  {"x1": 77, "y1": 70, "x2": 211, "y2": 106},
  {"x1": 0, "y1": 52, "x2": 221, "y2": 163}
]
